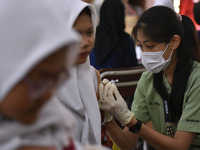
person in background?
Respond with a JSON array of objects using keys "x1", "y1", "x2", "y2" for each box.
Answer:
[
  {"x1": 179, "y1": 0, "x2": 200, "y2": 30},
  {"x1": 47, "y1": 0, "x2": 113, "y2": 149},
  {"x1": 194, "y1": 1, "x2": 200, "y2": 43},
  {"x1": 99, "y1": 6, "x2": 200, "y2": 150},
  {"x1": 0, "y1": 0, "x2": 80, "y2": 149},
  {"x1": 90, "y1": 0, "x2": 138, "y2": 70}
]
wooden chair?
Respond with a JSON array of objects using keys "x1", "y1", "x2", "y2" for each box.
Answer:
[{"x1": 99, "y1": 66, "x2": 146, "y2": 98}]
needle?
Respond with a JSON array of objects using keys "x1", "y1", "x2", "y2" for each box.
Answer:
[{"x1": 110, "y1": 79, "x2": 119, "y2": 84}]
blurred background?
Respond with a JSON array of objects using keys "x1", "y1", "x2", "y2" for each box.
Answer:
[{"x1": 82, "y1": 0, "x2": 200, "y2": 63}]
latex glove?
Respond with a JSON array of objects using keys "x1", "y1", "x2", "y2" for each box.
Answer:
[
  {"x1": 99, "y1": 79, "x2": 113, "y2": 123},
  {"x1": 102, "y1": 78, "x2": 109, "y2": 85},
  {"x1": 101, "y1": 112, "x2": 113, "y2": 125},
  {"x1": 99, "y1": 81, "x2": 134, "y2": 126}
]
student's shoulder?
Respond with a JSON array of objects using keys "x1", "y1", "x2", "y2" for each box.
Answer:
[
  {"x1": 90, "y1": 65, "x2": 101, "y2": 83},
  {"x1": 94, "y1": 68, "x2": 101, "y2": 81}
]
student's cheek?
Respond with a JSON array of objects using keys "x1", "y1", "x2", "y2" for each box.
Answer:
[
  {"x1": 89, "y1": 36, "x2": 95, "y2": 49},
  {"x1": 37, "y1": 88, "x2": 55, "y2": 105},
  {"x1": 0, "y1": 84, "x2": 27, "y2": 118}
]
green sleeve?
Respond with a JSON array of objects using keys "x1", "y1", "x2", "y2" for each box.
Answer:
[
  {"x1": 177, "y1": 76, "x2": 200, "y2": 133},
  {"x1": 177, "y1": 74, "x2": 200, "y2": 146}
]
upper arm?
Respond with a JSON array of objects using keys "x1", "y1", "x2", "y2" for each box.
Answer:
[
  {"x1": 173, "y1": 130, "x2": 195, "y2": 150},
  {"x1": 94, "y1": 68, "x2": 101, "y2": 99}
]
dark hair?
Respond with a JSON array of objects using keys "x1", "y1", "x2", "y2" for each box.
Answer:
[
  {"x1": 132, "y1": 6, "x2": 200, "y2": 122},
  {"x1": 79, "y1": 6, "x2": 91, "y2": 18}
]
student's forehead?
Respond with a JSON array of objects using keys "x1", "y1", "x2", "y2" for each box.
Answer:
[{"x1": 75, "y1": 13, "x2": 92, "y2": 25}]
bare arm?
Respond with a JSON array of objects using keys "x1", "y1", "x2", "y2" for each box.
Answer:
[
  {"x1": 94, "y1": 68, "x2": 101, "y2": 99},
  {"x1": 107, "y1": 116, "x2": 194, "y2": 150},
  {"x1": 126, "y1": 117, "x2": 195, "y2": 150},
  {"x1": 106, "y1": 119, "x2": 139, "y2": 150}
]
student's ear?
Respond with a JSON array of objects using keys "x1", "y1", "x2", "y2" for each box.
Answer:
[{"x1": 170, "y1": 35, "x2": 181, "y2": 50}]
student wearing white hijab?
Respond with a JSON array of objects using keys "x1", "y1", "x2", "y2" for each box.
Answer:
[
  {"x1": 0, "y1": 0, "x2": 81, "y2": 149},
  {"x1": 0, "y1": 0, "x2": 111, "y2": 149},
  {"x1": 47, "y1": 0, "x2": 102, "y2": 146}
]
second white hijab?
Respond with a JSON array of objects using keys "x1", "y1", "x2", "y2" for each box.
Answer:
[{"x1": 47, "y1": 0, "x2": 101, "y2": 145}]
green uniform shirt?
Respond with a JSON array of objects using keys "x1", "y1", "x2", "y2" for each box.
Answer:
[{"x1": 131, "y1": 61, "x2": 200, "y2": 149}]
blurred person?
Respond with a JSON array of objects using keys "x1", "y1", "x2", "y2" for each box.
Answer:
[
  {"x1": 99, "y1": 6, "x2": 200, "y2": 150},
  {"x1": 122, "y1": 0, "x2": 136, "y2": 15},
  {"x1": 47, "y1": 0, "x2": 113, "y2": 148},
  {"x1": 194, "y1": 1, "x2": 200, "y2": 43},
  {"x1": 0, "y1": 0, "x2": 80, "y2": 149},
  {"x1": 0, "y1": 0, "x2": 110, "y2": 150},
  {"x1": 179, "y1": 0, "x2": 200, "y2": 30},
  {"x1": 90, "y1": 0, "x2": 138, "y2": 70}
]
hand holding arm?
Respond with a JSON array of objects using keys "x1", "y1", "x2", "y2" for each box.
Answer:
[{"x1": 99, "y1": 80, "x2": 134, "y2": 126}]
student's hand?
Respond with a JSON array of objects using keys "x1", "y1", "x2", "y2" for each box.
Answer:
[{"x1": 99, "y1": 81, "x2": 134, "y2": 126}]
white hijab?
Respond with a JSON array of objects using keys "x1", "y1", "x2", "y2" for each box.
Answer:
[
  {"x1": 0, "y1": 0, "x2": 80, "y2": 149},
  {"x1": 47, "y1": 0, "x2": 101, "y2": 145},
  {"x1": 153, "y1": 0, "x2": 175, "y2": 10}
]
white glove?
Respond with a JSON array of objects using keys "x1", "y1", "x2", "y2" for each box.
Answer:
[
  {"x1": 101, "y1": 79, "x2": 113, "y2": 123},
  {"x1": 99, "y1": 80, "x2": 134, "y2": 126},
  {"x1": 102, "y1": 78, "x2": 110, "y2": 84},
  {"x1": 101, "y1": 112, "x2": 113, "y2": 126}
]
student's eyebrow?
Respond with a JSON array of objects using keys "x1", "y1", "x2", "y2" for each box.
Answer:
[{"x1": 87, "y1": 26, "x2": 93, "y2": 31}]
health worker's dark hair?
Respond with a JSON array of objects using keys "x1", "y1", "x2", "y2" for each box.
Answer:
[{"x1": 132, "y1": 6, "x2": 200, "y2": 122}]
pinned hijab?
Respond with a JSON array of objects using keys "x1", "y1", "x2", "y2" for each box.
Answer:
[
  {"x1": 94, "y1": 0, "x2": 127, "y2": 65},
  {"x1": 47, "y1": 0, "x2": 97, "y2": 34},
  {"x1": 47, "y1": 0, "x2": 101, "y2": 145},
  {"x1": 0, "y1": 0, "x2": 80, "y2": 149}
]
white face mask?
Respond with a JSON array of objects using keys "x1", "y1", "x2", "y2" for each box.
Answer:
[{"x1": 141, "y1": 43, "x2": 173, "y2": 73}]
